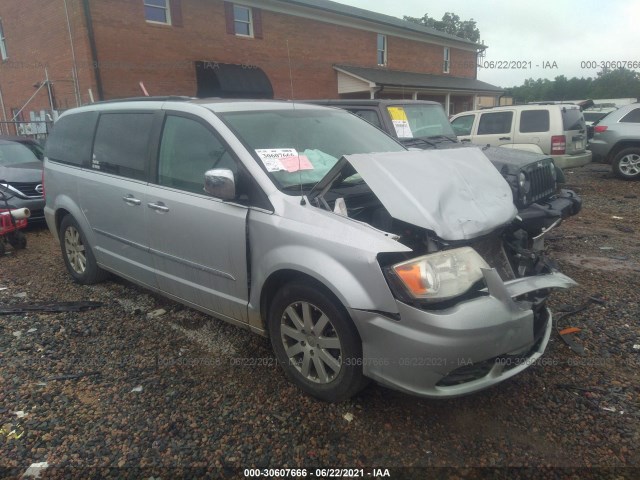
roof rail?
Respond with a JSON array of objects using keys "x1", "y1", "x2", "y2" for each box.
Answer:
[{"x1": 93, "y1": 96, "x2": 195, "y2": 104}]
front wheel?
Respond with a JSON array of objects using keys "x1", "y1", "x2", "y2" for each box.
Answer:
[
  {"x1": 268, "y1": 282, "x2": 367, "y2": 402},
  {"x1": 612, "y1": 148, "x2": 640, "y2": 180},
  {"x1": 59, "y1": 215, "x2": 108, "y2": 284}
]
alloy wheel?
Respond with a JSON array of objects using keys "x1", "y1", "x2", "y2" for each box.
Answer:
[
  {"x1": 280, "y1": 301, "x2": 342, "y2": 384},
  {"x1": 618, "y1": 153, "x2": 640, "y2": 177},
  {"x1": 64, "y1": 226, "x2": 87, "y2": 274}
]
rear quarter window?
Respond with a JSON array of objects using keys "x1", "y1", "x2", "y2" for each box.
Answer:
[
  {"x1": 45, "y1": 111, "x2": 98, "y2": 166},
  {"x1": 519, "y1": 110, "x2": 550, "y2": 133},
  {"x1": 619, "y1": 107, "x2": 640, "y2": 123},
  {"x1": 92, "y1": 113, "x2": 155, "y2": 180}
]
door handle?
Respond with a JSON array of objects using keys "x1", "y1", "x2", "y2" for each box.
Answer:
[
  {"x1": 460, "y1": 138, "x2": 471, "y2": 143},
  {"x1": 499, "y1": 137, "x2": 511, "y2": 141},
  {"x1": 148, "y1": 202, "x2": 170, "y2": 213},
  {"x1": 122, "y1": 195, "x2": 141, "y2": 206}
]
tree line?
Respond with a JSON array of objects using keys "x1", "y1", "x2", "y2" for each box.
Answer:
[{"x1": 505, "y1": 68, "x2": 640, "y2": 103}]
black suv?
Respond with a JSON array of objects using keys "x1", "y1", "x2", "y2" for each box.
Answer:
[{"x1": 307, "y1": 99, "x2": 582, "y2": 235}]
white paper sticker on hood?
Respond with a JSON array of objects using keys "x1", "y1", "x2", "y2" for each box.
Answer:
[{"x1": 343, "y1": 149, "x2": 517, "y2": 241}]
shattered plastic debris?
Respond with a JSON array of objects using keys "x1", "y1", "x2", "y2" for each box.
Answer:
[
  {"x1": 13, "y1": 411, "x2": 26, "y2": 418},
  {"x1": 601, "y1": 406, "x2": 616, "y2": 413},
  {"x1": 22, "y1": 461, "x2": 49, "y2": 478},
  {"x1": 131, "y1": 386, "x2": 143, "y2": 393},
  {"x1": 611, "y1": 216, "x2": 623, "y2": 220},
  {"x1": 27, "y1": 328, "x2": 37, "y2": 333},
  {"x1": 599, "y1": 246, "x2": 614, "y2": 250},
  {"x1": 13, "y1": 292, "x2": 27, "y2": 298},
  {"x1": 343, "y1": 413, "x2": 354, "y2": 423},
  {"x1": 146, "y1": 308, "x2": 167, "y2": 319},
  {"x1": 1, "y1": 422, "x2": 25, "y2": 440},
  {"x1": 12, "y1": 331, "x2": 22, "y2": 338},
  {"x1": 0, "y1": 287, "x2": 8, "y2": 291},
  {"x1": 633, "y1": 345, "x2": 640, "y2": 350}
]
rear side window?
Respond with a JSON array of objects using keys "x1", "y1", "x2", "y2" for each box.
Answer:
[
  {"x1": 477, "y1": 111, "x2": 513, "y2": 135},
  {"x1": 561, "y1": 108, "x2": 584, "y2": 131},
  {"x1": 45, "y1": 111, "x2": 98, "y2": 166},
  {"x1": 619, "y1": 107, "x2": 640, "y2": 123},
  {"x1": 519, "y1": 110, "x2": 549, "y2": 133},
  {"x1": 92, "y1": 113, "x2": 154, "y2": 180}
]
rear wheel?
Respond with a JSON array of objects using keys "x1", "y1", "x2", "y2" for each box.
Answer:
[
  {"x1": 7, "y1": 231, "x2": 27, "y2": 249},
  {"x1": 268, "y1": 282, "x2": 367, "y2": 402},
  {"x1": 59, "y1": 215, "x2": 108, "y2": 284},
  {"x1": 612, "y1": 148, "x2": 640, "y2": 180}
]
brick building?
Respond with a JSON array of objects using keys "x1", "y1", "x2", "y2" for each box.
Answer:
[{"x1": 0, "y1": 0, "x2": 502, "y2": 132}]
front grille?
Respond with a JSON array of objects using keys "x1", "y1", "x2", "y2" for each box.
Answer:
[
  {"x1": 469, "y1": 235, "x2": 516, "y2": 281},
  {"x1": 526, "y1": 161, "x2": 556, "y2": 203},
  {"x1": 6, "y1": 182, "x2": 43, "y2": 198}
]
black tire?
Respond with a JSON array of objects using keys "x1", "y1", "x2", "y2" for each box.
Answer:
[
  {"x1": 7, "y1": 231, "x2": 27, "y2": 249},
  {"x1": 612, "y1": 148, "x2": 640, "y2": 180},
  {"x1": 268, "y1": 281, "x2": 367, "y2": 402},
  {"x1": 59, "y1": 215, "x2": 108, "y2": 284},
  {"x1": 0, "y1": 240, "x2": 5, "y2": 256}
]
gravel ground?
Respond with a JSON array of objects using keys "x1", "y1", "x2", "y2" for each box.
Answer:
[{"x1": 0, "y1": 163, "x2": 638, "y2": 479}]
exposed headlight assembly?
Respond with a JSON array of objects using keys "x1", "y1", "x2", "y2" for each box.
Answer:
[{"x1": 387, "y1": 247, "x2": 489, "y2": 302}]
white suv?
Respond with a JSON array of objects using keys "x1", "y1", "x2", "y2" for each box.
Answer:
[{"x1": 450, "y1": 104, "x2": 592, "y2": 169}]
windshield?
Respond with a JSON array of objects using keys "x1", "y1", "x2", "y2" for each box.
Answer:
[
  {"x1": 219, "y1": 108, "x2": 405, "y2": 189},
  {"x1": 387, "y1": 104, "x2": 456, "y2": 140},
  {"x1": 0, "y1": 143, "x2": 40, "y2": 166}
]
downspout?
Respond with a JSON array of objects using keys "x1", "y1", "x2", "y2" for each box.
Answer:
[
  {"x1": 371, "y1": 85, "x2": 384, "y2": 99},
  {"x1": 82, "y1": 0, "x2": 104, "y2": 101}
]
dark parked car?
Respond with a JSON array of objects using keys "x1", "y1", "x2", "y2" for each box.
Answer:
[
  {"x1": 0, "y1": 135, "x2": 45, "y2": 160},
  {"x1": 306, "y1": 99, "x2": 581, "y2": 237},
  {"x1": 0, "y1": 140, "x2": 45, "y2": 220},
  {"x1": 588, "y1": 103, "x2": 640, "y2": 180}
]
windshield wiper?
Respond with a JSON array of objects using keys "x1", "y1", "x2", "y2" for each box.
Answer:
[
  {"x1": 402, "y1": 138, "x2": 438, "y2": 148},
  {"x1": 428, "y1": 135, "x2": 457, "y2": 143},
  {"x1": 281, "y1": 182, "x2": 318, "y2": 192}
]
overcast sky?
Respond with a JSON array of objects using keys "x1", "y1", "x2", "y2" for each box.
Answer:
[{"x1": 338, "y1": 0, "x2": 639, "y2": 88}]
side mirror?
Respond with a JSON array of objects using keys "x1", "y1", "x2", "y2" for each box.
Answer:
[{"x1": 204, "y1": 169, "x2": 235, "y2": 200}]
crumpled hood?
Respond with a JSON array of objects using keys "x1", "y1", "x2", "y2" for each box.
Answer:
[{"x1": 342, "y1": 148, "x2": 517, "y2": 240}]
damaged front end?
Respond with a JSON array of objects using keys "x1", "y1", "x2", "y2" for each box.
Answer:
[{"x1": 308, "y1": 149, "x2": 577, "y2": 397}]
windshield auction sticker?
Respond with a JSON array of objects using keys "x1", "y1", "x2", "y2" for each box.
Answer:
[
  {"x1": 387, "y1": 107, "x2": 414, "y2": 138},
  {"x1": 255, "y1": 148, "x2": 314, "y2": 173}
]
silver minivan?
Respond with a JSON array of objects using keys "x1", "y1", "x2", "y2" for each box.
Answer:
[{"x1": 44, "y1": 98, "x2": 575, "y2": 401}]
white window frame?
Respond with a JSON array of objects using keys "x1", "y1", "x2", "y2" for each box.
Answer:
[
  {"x1": 377, "y1": 34, "x2": 387, "y2": 66},
  {"x1": 443, "y1": 47, "x2": 450, "y2": 73},
  {"x1": 234, "y1": 5, "x2": 253, "y2": 37},
  {"x1": 0, "y1": 19, "x2": 8, "y2": 60},
  {"x1": 144, "y1": 0, "x2": 172, "y2": 25}
]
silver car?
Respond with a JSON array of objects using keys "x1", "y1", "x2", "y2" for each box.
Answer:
[
  {"x1": 588, "y1": 103, "x2": 640, "y2": 180},
  {"x1": 0, "y1": 139, "x2": 45, "y2": 221},
  {"x1": 44, "y1": 98, "x2": 575, "y2": 401}
]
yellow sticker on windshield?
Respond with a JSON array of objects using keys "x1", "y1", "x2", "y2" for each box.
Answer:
[{"x1": 387, "y1": 107, "x2": 413, "y2": 138}]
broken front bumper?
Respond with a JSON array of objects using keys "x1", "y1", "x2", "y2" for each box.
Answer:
[
  {"x1": 517, "y1": 189, "x2": 582, "y2": 234},
  {"x1": 350, "y1": 269, "x2": 576, "y2": 398}
]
